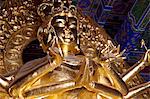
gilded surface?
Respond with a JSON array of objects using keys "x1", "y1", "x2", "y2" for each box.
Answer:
[{"x1": 0, "y1": 0, "x2": 149, "y2": 99}]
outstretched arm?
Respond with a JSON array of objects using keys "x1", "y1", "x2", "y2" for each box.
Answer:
[{"x1": 122, "y1": 49, "x2": 150, "y2": 83}]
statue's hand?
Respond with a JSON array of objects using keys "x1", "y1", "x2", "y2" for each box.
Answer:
[{"x1": 143, "y1": 49, "x2": 150, "y2": 66}]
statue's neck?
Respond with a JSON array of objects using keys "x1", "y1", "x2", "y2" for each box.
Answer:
[
  {"x1": 48, "y1": 40, "x2": 81, "y2": 58},
  {"x1": 60, "y1": 43, "x2": 80, "y2": 57}
]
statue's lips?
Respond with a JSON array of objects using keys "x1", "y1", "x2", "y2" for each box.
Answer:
[
  {"x1": 64, "y1": 38, "x2": 75, "y2": 44},
  {"x1": 58, "y1": 36, "x2": 73, "y2": 43},
  {"x1": 64, "y1": 38, "x2": 71, "y2": 43}
]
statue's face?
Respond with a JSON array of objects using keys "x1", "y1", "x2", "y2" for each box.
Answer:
[{"x1": 51, "y1": 13, "x2": 77, "y2": 44}]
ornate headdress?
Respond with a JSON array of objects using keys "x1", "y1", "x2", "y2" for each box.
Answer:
[
  {"x1": 37, "y1": 0, "x2": 78, "y2": 52},
  {"x1": 37, "y1": 0, "x2": 76, "y2": 17}
]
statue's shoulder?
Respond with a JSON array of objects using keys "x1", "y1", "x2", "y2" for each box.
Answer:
[{"x1": 10, "y1": 56, "x2": 49, "y2": 87}]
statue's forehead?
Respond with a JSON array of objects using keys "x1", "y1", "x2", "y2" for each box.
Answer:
[
  {"x1": 51, "y1": 13, "x2": 77, "y2": 22},
  {"x1": 52, "y1": 15, "x2": 77, "y2": 20}
]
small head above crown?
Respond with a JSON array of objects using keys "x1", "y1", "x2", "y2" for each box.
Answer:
[{"x1": 37, "y1": 0, "x2": 76, "y2": 17}]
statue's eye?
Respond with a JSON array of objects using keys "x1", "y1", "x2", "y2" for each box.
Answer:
[
  {"x1": 69, "y1": 20, "x2": 76, "y2": 28},
  {"x1": 56, "y1": 19, "x2": 66, "y2": 23},
  {"x1": 54, "y1": 19, "x2": 66, "y2": 27},
  {"x1": 57, "y1": 22, "x2": 65, "y2": 27},
  {"x1": 69, "y1": 24, "x2": 76, "y2": 28}
]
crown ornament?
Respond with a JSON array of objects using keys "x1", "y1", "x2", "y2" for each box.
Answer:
[{"x1": 37, "y1": 0, "x2": 76, "y2": 17}]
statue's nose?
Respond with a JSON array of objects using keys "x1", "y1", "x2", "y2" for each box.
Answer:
[
  {"x1": 64, "y1": 29, "x2": 70, "y2": 34},
  {"x1": 64, "y1": 26, "x2": 71, "y2": 33}
]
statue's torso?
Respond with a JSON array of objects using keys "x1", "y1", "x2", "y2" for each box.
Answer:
[{"x1": 9, "y1": 54, "x2": 112, "y2": 98}]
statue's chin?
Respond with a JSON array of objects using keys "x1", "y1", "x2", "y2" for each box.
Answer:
[{"x1": 59, "y1": 38, "x2": 76, "y2": 46}]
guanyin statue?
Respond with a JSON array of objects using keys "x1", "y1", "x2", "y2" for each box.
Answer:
[{"x1": 0, "y1": 0, "x2": 149, "y2": 98}]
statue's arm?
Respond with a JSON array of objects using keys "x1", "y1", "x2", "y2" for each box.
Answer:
[
  {"x1": 93, "y1": 58, "x2": 128, "y2": 96},
  {"x1": 85, "y1": 82, "x2": 123, "y2": 99}
]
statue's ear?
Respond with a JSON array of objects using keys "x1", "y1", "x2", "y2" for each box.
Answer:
[
  {"x1": 37, "y1": 26, "x2": 56, "y2": 52},
  {"x1": 47, "y1": 26, "x2": 56, "y2": 43},
  {"x1": 37, "y1": 27, "x2": 48, "y2": 52}
]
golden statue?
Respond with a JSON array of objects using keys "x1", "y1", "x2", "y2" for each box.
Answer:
[{"x1": 0, "y1": 0, "x2": 149, "y2": 99}]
